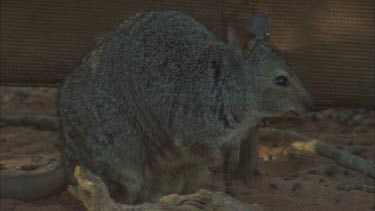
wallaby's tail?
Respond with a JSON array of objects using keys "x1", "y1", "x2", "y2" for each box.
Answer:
[{"x1": 0, "y1": 164, "x2": 69, "y2": 201}]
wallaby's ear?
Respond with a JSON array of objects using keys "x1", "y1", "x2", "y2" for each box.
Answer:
[
  {"x1": 249, "y1": 12, "x2": 270, "y2": 39},
  {"x1": 228, "y1": 11, "x2": 270, "y2": 58},
  {"x1": 227, "y1": 20, "x2": 255, "y2": 58}
]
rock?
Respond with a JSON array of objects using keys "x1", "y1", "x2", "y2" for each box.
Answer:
[
  {"x1": 0, "y1": 163, "x2": 6, "y2": 171},
  {"x1": 225, "y1": 187, "x2": 236, "y2": 197},
  {"x1": 291, "y1": 182, "x2": 301, "y2": 192},
  {"x1": 352, "y1": 114, "x2": 364, "y2": 124},
  {"x1": 324, "y1": 165, "x2": 338, "y2": 177},
  {"x1": 69, "y1": 166, "x2": 264, "y2": 211},
  {"x1": 19, "y1": 164, "x2": 39, "y2": 171},
  {"x1": 263, "y1": 153, "x2": 272, "y2": 161},
  {"x1": 306, "y1": 169, "x2": 318, "y2": 175},
  {"x1": 281, "y1": 175, "x2": 295, "y2": 181},
  {"x1": 269, "y1": 183, "x2": 278, "y2": 190}
]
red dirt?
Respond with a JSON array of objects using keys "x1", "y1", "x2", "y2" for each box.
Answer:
[{"x1": 1, "y1": 86, "x2": 374, "y2": 211}]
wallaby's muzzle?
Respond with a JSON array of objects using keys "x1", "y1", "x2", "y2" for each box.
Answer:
[
  {"x1": 295, "y1": 95, "x2": 314, "y2": 116},
  {"x1": 304, "y1": 95, "x2": 314, "y2": 112}
]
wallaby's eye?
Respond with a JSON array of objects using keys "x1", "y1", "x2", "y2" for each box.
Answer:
[{"x1": 274, "y1": 76, "x2": 289, "y2": 86}]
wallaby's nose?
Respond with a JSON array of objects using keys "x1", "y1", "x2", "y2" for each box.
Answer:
[
  {"x1": 303, "y1": 96, "x2": 314, "y2": 113},
  {"x1": 305, "y1": 103, "x2": 313, "y2": 113}
]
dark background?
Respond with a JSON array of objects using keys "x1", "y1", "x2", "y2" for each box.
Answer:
[{"x1": 1, "y1": 0, "x2": 374, "y2": 108}]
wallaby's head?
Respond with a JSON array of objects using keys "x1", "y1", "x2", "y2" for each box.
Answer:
[{"x1": 227, "y1": 12, "x2": 313, "y2": 117}]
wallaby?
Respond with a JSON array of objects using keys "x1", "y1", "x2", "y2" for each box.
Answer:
[{"x1": 0, "y1": 10, "x2": 312, "y2": 203}]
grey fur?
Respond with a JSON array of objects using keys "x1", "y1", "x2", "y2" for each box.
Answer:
[{"x1": 2, "y1": 10, "x2": 312, "y2": 203}]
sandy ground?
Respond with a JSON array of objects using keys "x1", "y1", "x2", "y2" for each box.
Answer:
[{"x1": 0, "y1": 86, "x2": 374, "y2": 211}]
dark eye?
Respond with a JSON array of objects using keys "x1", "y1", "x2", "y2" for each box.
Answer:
[{"x1": 274, "y1": 76, "x2": 289, "y2": 86}]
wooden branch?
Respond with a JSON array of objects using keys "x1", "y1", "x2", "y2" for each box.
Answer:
[
  {"x1": 258, "y1": 127, "x2": 312, "y2": 140},
  {"x1": 0, "y1": 115, "x2": 58, "y2": 130},
  {"x1": 68, "y1": 166, "x2": 264, "y2": 211},
  {"x1": 259, "y1": 128, "x2": 375, "y2": 179},
  {"x1": 291, "y1": 140, "x2": 375, "y2": 178}
]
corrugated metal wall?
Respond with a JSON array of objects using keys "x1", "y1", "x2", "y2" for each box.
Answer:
[{"x1": 1, "y1": 0, "x2": 374, "y2": 108}]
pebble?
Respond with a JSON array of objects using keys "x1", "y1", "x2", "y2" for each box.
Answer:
[
  {"x1": 352, "y1": 114, "x2": 364, "y2": 123},
  {"x1": 19, "y1": 164, "x2": 39, "y2": 171},
  {"x1": 0, "y1": 163, "x2": 6, "y2": 170},
  {"x1": 271, "y1": 155, "x2": 279, "y2": 160},
  {"x1": 281, "y1": 175, "x2": 295, "y2": 181},
  {"x1": 321, "y1": 109, "x2": 334, "y2": 118},
  {"x1": 334, "y1": 196, "x2": 342, "y2": 203},
  {"x1": 362, "y1": 118, "x2": 372, "y2": 126},
  {"x1": 354, "y1": 125, "x2": 365, "y2": 133},
  {"x1": 315, "y1": 113, "x2": 326, "y2": 121},
  {"x1": 224, "y1": 181, "x2": 232, "y2": 187},
  {"x1": 343, "y1": 170, "x2": 351, "y2": 176},
  {"x1": 269, "y1": 183, "x2": 278, "y2": 190},
  {"x1": 338, "y1": 113, "x2": 349, "y2": 123},
  {"x1": 291, "y1": 182, "x2": 301, "y2": 192},
  {"x1": 307, "y1": 169, "x2": 318, "y2": 175},
  {"x1": 324, "y1": 165, "x2": 338, "y2": 177},
  {"x1": 348, "y1": 120, "x2": 357, "y2": 127},
  {"x1": 346, "y1": 140, "x2": 354, "y2": 146},
  {"x1": 208, "y1": 185, "x2": 217, "y2": 190},
  {"x1": 336, "y1": 183, "x2": 351, "y2": 191},
  {"x1": 331, "y1": 112, "x2": 339, "y2": 119},
  {"x1": 366, "y1": 186, "x2": 375, "y2": 193},
  {"x1": 319, "y1": 178, "x2": 326, "y2": 183},
  {"x1": 225, "y1": 187, "x2": 236, "y2": 197},
  {"x1": 263, "y1": 153, "x2": 271, "y2": 161},
  {"x1": 352, "y1": 148, "x2": 365, "y2": 156},
  {"x1": 0, "y1": 95, "x2": 10, "y2": 104},
  {"x1": 242, "y1": 191, "x2": 251, "y2": 195}
]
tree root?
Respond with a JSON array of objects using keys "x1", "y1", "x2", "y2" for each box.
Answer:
[
  {"x1": 259, "y1": 128, "x2": 375, "y2": 179},
  {"x1": 0, "y1": 115, "x2": 58, "y2": 130},
  {"x1": 68, "y1": 166, "x2": 264, "y2": 211}
]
